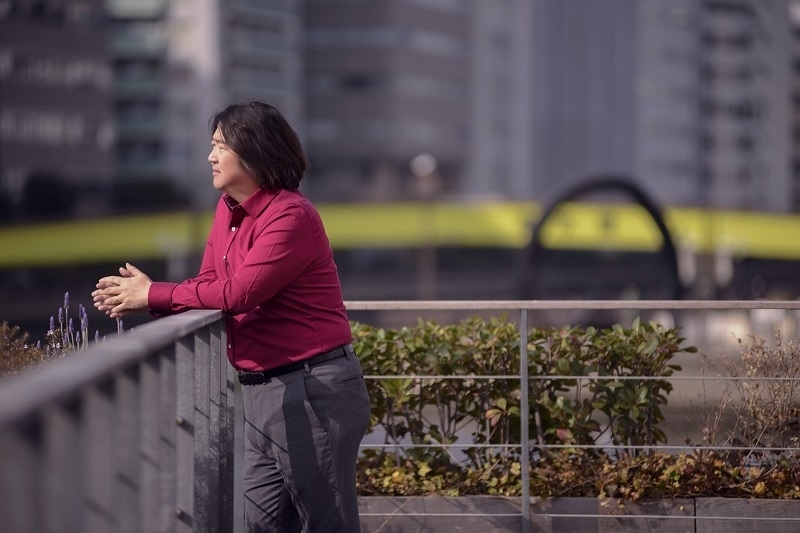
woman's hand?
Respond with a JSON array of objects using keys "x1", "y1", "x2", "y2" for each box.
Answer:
[{"x1": 92, "y1": 263, "x2": 152, "y2": 318}]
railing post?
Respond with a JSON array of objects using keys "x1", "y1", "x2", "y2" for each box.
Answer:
[
  {"x1": 212, "y1": 320, "x2": 235, "y2": 533},
  {"x1": 43, "y1": 402, "x2": 83, "y2": 532},
  {"x1": 114, "y1": 367, "x2": 141, "y2": 533},
  {"x1": 175, "y1": 335, "x2": 196, "y2": 532},
  {"x1": 520, "y1": 308, "x2": 530, "y2": 533},
  {"x1": 139, "y1": 356, "x2": 161, "y2": 532},
  {"x1": 194, "y1": 326, "x2": 212, "y2": 533},
  {"x1": 158, "y1": 347, "x2": 178, "y2": 532},
  {"x1": 0, "y1": 421, "x2": 41, "y2": 532},
  {"x1": 207, "y1": 320, "x2": 234, "y2": 533},
  {"x1": 83, "y1": 382, "x2": 114, "y2": 532}
]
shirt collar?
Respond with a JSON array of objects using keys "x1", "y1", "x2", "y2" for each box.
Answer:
[{"x1": 223, "y1": 188, "x2": 278, "y2": 217}]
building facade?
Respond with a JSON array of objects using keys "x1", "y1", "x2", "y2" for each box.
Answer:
[
  {"x1": 107, "y1": 0, "x2": 303, "y2": 208},
  {"x1": 0, "y1": 0, "x2": 113, "y2": 214},
  {"x1": 788, "y1": 0, "x2": 800, "y2": 210},
  {"x1": 510, "y1": 0, "x2": 792, "y2": 211},
  {"x1": 3, "y1": 0, "x2": 793, "y2": 217},
  {"x1": 690, "y1": 0, "x2": 790, "y2": 212},
  {"x1": 302, "y1": 0, "x2": 471, "y2": 201}
]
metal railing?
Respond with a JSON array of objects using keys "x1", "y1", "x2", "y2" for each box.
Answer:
[
  {"x1": 0, "y1": 310, "x2": 233, "y2": 533},
  {"x1": 347, "y1": 300, "x2": 800, "y2": 532},
  {"x1": 2, "y1": 301, "x2": 800, "y2": 532}
]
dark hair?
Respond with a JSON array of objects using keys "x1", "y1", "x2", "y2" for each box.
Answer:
[{"x1": 209, "y1": 101, "x2": 307, "y2": 191}]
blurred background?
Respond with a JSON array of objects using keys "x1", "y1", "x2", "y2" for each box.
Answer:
[{"x1": 2, "y1": 0, "x2": 800, "y2": 339}]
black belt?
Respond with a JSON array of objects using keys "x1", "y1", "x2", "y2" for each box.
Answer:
[{"x1": 238, "y1": 344, "x2": 353, "y2": 385}]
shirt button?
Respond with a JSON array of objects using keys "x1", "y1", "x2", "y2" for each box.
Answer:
[
  {"x1": 227, "y1": 344, "x2": 232, "y2": 349},
  {"x1": 231, "y1": 227, "x2": 236, "y2": 232},
  {"x1": 222, "y1": 255, "x2": 226, "y2": 261}
]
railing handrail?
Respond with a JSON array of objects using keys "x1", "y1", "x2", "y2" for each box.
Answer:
[
  {"x1": 343, "y1": 299, "x2": 800, "y2": 311},
  {"x1": 0, "y1": 309, "x2": 222, "y2": 426}
]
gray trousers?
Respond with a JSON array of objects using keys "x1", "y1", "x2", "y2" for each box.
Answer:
[{"x1": 241, "y1": 349, "x2": 370, "y2": 533}]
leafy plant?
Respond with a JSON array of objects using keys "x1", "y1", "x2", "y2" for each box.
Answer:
[{"x1": 352, "y1": 315, "x2": 707, "y2": 497}]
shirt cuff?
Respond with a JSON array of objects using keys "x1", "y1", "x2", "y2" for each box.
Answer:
[{"x1": 148, "y1": 281, "x2": 177, "y2": 313}]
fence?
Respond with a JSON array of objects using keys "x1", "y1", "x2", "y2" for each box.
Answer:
[
  {"x1": 348, "y1": 300, "x2": 800, "y2": 532},
  {"x1": 1, "y1": 301, "x2": 800, "y2": 532},
  {"x1": 0, "y1": 309, "x2": 232, "y2": 533}
]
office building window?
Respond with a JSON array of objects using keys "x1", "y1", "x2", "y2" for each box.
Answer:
[
  {"x1": 229, "y1": 64, "x2": 286, "y2": 91},
  {"x1": 118, "y1": 141, "x2": 163, "y2": 162},
  {"x1": 230, "y1": 23, "x2": 286, "y2": 50},
  {"x1": 308, "y1": 28, "x2": 462, "y2": 56},
  {"x1": 396, "y1": 76, "x2": 466, "y2": 100},
  {"x1": 0, "y1": 48, "x2": 111, "y2": 89},
  {"x1": 308, "y1": 119, "x2": 392, "y2": 142},
  {"x1": 308, "y1": 28, "x2": 399, "y2": 47},
  {"x1": 309, "y1": 72, "x2": 386, "y2": 94},
  {"x1": 1, "y1": 108, "x2": 113, "y2": 149},
  {"x1": 1, "y1": 0, "x2": 99, "y2": 24},
  {"x1": 405, "y1": 0, "x2": 465, "y2": 11},
  {"x1": 407, "y1": 30, "x2": 462, "y2": 56}
]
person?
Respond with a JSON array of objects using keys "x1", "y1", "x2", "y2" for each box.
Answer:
[{"x1": 92, "y1": 101, "x2": 371, "y2": 533}]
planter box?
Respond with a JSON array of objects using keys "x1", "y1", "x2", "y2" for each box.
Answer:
[
  {"x1": 529, "y1": 497, "x2": 694, "y2": 533},
  {"x1": 358, "y1": 496, "x2": 522, "y2": 533},
  {"x1": 696, "y1": 498, "x2": 800, "y2": 532},
  {"x1": 357, "y1": 496, "x2": 800, "y2": 533}
]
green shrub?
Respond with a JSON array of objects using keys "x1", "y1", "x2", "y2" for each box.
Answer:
[{"x1": 350, "y1": 316, "x2": 800, "y2": 499}]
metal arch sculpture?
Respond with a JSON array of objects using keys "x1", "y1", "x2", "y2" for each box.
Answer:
[{"x1": 523, "y1": 176, "x2": 682, "y2": 301}]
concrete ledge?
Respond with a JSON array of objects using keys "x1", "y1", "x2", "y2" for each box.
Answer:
[
  {"x1": 358, "y1": 496, "x2": 800, "y2": 533},
  {"x1": 358, "y1": 496, "x2": 522, "y2": 533}
]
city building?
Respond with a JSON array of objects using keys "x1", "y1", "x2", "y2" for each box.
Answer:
[
  {"x1": 108, "y1": 0, "x2": 303, "y2": 208},
  {"x1": 302, "y1": 0, "x2": 471, "y2": 201},
  {"x1": 517, "y1": 0, "x2": 792, "y2": 211},
  {"x1": 4, "y1": 0, "x2": 792, "y2": 216},
  {"x1": 789, "y1": 0, "x2": 800, "y2": 210},
  {"x1": 0, "y1": 0, "x2": 114, "y2": 216},
  {"x1": 106, "y1": 0, "x2": 168, "y2": 196},
  {"x1": 685, "y1": 0, "x2": 790, "y2": 212}
]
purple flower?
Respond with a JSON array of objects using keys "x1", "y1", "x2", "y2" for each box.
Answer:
[
  {"x1": 68, "y1": 318, "x2": 74, "y2": 335},
  {"x1": 49, "y1": 316, "x2": 55, "y2": 333},
  {"x1": 63, "y1": 291, "x2": 70, "y2": 310},
  {"x1": 58, "y1": 307, "x2": 63, "y2": 324},
  {"x1": 76, "y1": 331, "x2": 81, "y2": 345},
  {"x1": 80, "y1": 305, "x2": 89, "y2": 332}
]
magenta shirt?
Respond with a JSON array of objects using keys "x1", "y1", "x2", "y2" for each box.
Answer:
[{"x1": 148, "y1": 188, "x2": 352, "y2": 372}]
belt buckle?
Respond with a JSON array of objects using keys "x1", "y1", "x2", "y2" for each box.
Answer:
[{"x1": 240, "y1": 371, "x2": 264, "y2": 386}]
